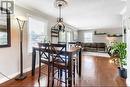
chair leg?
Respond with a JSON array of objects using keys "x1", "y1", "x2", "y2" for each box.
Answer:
[
  {"x1": 52, "y1": 65, "x2": 54, "y2": 87},
  {"x1": 38, "y1": 65, "x2": 41, "y2": 82},
  {"x1": 58, "y1": 69, "x2": 60, "y2": 78},
  {"x1": 65, "y1": 69, "x2": 67, "y2": 87},
  {"x1": 60, "y1": 69, "x2": 62, "y2": 85},
  {"x1": 73, "y1": 60, "x2": 75, "y2": 86},
  {"x1": 38, "y1": 56, "x2": 41, "y2": 82},
  {"x1": 56, "y1": 69, "x2": 60, "y2": 86},
  {"x1": 76, "y1": 58, "x2": 78, "y2": 74},
  {"x1": 47, "y1": 64, "x2": 50, "y2": 87}
]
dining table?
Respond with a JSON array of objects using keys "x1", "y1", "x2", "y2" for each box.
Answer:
[{"x1": 31, "y1": 46, "x2": 82, "y2": 87}]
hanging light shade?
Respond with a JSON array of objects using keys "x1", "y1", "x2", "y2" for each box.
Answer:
[
  {"x1": 52, "y1": 18, "x2": 65, "y2": 32},
  {"x1": 52, "y1": 0, "x2": 67, "y2": 32}
]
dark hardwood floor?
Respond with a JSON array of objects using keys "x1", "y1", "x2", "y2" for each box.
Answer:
[{"x1": 0, "y1": 53, "x2": 126, "y2": 87}]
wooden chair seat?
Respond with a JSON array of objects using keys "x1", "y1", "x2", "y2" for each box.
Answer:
[
  {"x1": 41, "y1": 58, "x2": 52, "y2": 64},
  {"x1": 53, "y1": 62, "x2": 69, "y2": 69},
  {"x1": 38, "y1": 43, "x2": 51, "y2": 87}
]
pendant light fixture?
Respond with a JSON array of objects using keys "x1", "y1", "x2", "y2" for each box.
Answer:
[{"x1": 51, "y1": 0, "x2": 67, "y2": 32}]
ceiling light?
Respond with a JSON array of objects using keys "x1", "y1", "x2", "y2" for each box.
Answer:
[{"x1": 51, "y1": 0, "x2": 67, "y2": 32}]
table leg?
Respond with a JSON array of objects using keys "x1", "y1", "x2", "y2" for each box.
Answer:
[
  {"x1": 32, "y1": 48, "x2": 36, "y2": 76},
  {"x1": 79, "y1": 48, "x2": 82, "y2": 77},
  {"x1": 76, "y1": 51, "x2": 79, "y2": 74},
  {"x1": 68, "y1": 54, "x2": 72, "y2": 87}
]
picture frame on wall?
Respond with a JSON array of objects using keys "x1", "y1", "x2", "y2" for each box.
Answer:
[
  {"x1": 73, "y1": 31, "x2": 78, "y2": 41},
  {"x1": 0, "y1": 7, "x2": 11, "y2": 47}
]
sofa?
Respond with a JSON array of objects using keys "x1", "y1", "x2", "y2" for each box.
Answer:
[{"x1": 82, "y1": 43, "x2": 106, "y2": 52}]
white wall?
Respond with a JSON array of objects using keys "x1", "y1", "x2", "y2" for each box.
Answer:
[
  {"x1": 0, "y1": 5, "x2": 54, "y2": 83},
  {"x1": 78, "y1": 28, "x2": 122, "y2": 45},
  {"x1": 0, "y1": 5, "x2": 78, "y2": 83},
  {"x1": 126, "y1": 0, "x2": 130, "y2": 86},
  {"x1": 127, "y1": 29, "x2": 130, "y2": 86}
]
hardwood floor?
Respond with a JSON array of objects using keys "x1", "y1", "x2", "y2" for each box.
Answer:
[{"x1": 0, "y1": 54, "x2": 126, "y2": 87}]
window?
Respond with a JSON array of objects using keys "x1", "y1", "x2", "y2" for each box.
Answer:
[
  {"x1": 73, "y1": 31, "x2": 78, "y2": 41},
  {"x1": 0, "y1": 32, "x2": 7, "y2": 45},
  {"x1": 59, "y1": 31, "x2": 71, "y2": 43},
  {"x1": 59, "y1": 31, "x2": 66, "y2": 42},
  {"x1": 84, "y1": 32, "x2": 93, "y2": 43},
  {"x1": 28, "y1": 17, "x2": 47, "y2": 52},
  {"x1": 67, "y1": 31, "x2": 71, "y2": 42}
]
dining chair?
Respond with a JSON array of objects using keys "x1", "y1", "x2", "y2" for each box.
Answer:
[
  {"x1": 38, "y1": 43, "x2": 51, "y2": 86},
  {"x1": 75, "y1": 42, "x2": 82, "y2": 47},
  {"x1": 50, "y1": 43, "x2": 75, "y2": 87},
  {"x1": 68, "y1": 42, "x2": 76, "y2": 48},
  {"x1": 68, "y1": 42, "x2": 79, "y2": 75}
]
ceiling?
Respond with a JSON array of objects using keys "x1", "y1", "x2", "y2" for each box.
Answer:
[{"x1": 15, "y1": 0, "x2": 126, "y2": 30}]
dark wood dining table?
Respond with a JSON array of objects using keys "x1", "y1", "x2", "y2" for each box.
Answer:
[{"x1": 31, "y1": 46, "x2": 82, "y2": 87}]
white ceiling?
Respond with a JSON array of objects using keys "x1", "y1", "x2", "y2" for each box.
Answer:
[{"x1": 15, "y1": 0, "x2": 126, "y2": 30}]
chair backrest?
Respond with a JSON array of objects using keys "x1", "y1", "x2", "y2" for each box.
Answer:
[
  {"x1": 58, "y1": 42, "x2": 66, "y2": 44},
  {"x1": 38, "y1": 43, "x2": 50, "y2": 59},
  {"x1": 38, "y1": 43, "x2": 49, "y2": 48},
  {"x1": 68, "y1": 42, "x2": 76, "y2": 48},
  {"x1": 50, "y1": 43, "x2": 67, "y2": 64},
  {"x1": 75, "y1": 42, "x2": 82, "y2": 47}
]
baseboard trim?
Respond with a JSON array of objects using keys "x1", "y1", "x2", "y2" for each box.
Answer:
[
  {"x1": 0, "y1": 64, "x2": 39, "y2": 84},
  {"x1": 126, "y1": 79, "x2": 130, "y2": 87}
]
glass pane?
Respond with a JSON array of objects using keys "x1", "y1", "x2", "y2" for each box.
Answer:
[
  {"x1": 59, "y1": 31, "x2": 66, "y2": 42},
  {"x1": 0, "y1": 14, "x2": 7, "y2": 45},
  {"x1": 84, "y1": 32, "x2": 93, "y2": 43},
  {"x1": 0, "y1": 32, "x2": 7, "y2": 45},
  {"x1": 67, "y1": 31, "x2": 70, "y2": 42},
  {"x1": 28, "y1": 17, "x2": 47, "y2": 52}
]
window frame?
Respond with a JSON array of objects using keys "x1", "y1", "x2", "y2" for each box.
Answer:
[
  {"x1": 27, "y1": 16, "x2": 48, "y2": 53},
  {"x1": 84, "y1": 31, "x2": 93, "y2": 43}
]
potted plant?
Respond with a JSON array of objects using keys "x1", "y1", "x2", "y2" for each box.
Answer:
[{"x1": 110, "y1": 42, "x2": 127, "y2": 79}]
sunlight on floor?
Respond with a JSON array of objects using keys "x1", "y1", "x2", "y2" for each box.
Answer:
[
  {"x1": 34, "y1": 75, "x2": 47, "y2": 87},
  {"x1": 83, "y1": 52, "x2": 110, "y2": 58}
]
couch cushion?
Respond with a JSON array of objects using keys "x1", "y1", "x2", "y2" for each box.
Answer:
[{"x1": 97, "y1": 43, "x2": 106, "y2": 48}]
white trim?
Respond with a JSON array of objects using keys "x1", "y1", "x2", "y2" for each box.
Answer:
[
  {"x1": 0, "y1": 72, "x2": 19, "y2": 84},
  {"x1": 0, "y1": 64, "x2": 39, "y2": 84},
  {"x1": 27, "y1": 16, "x2": 48, "y2": 53},
  {"x1": 126, "y1": 79, "x2": 130, "y2": 86}
]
